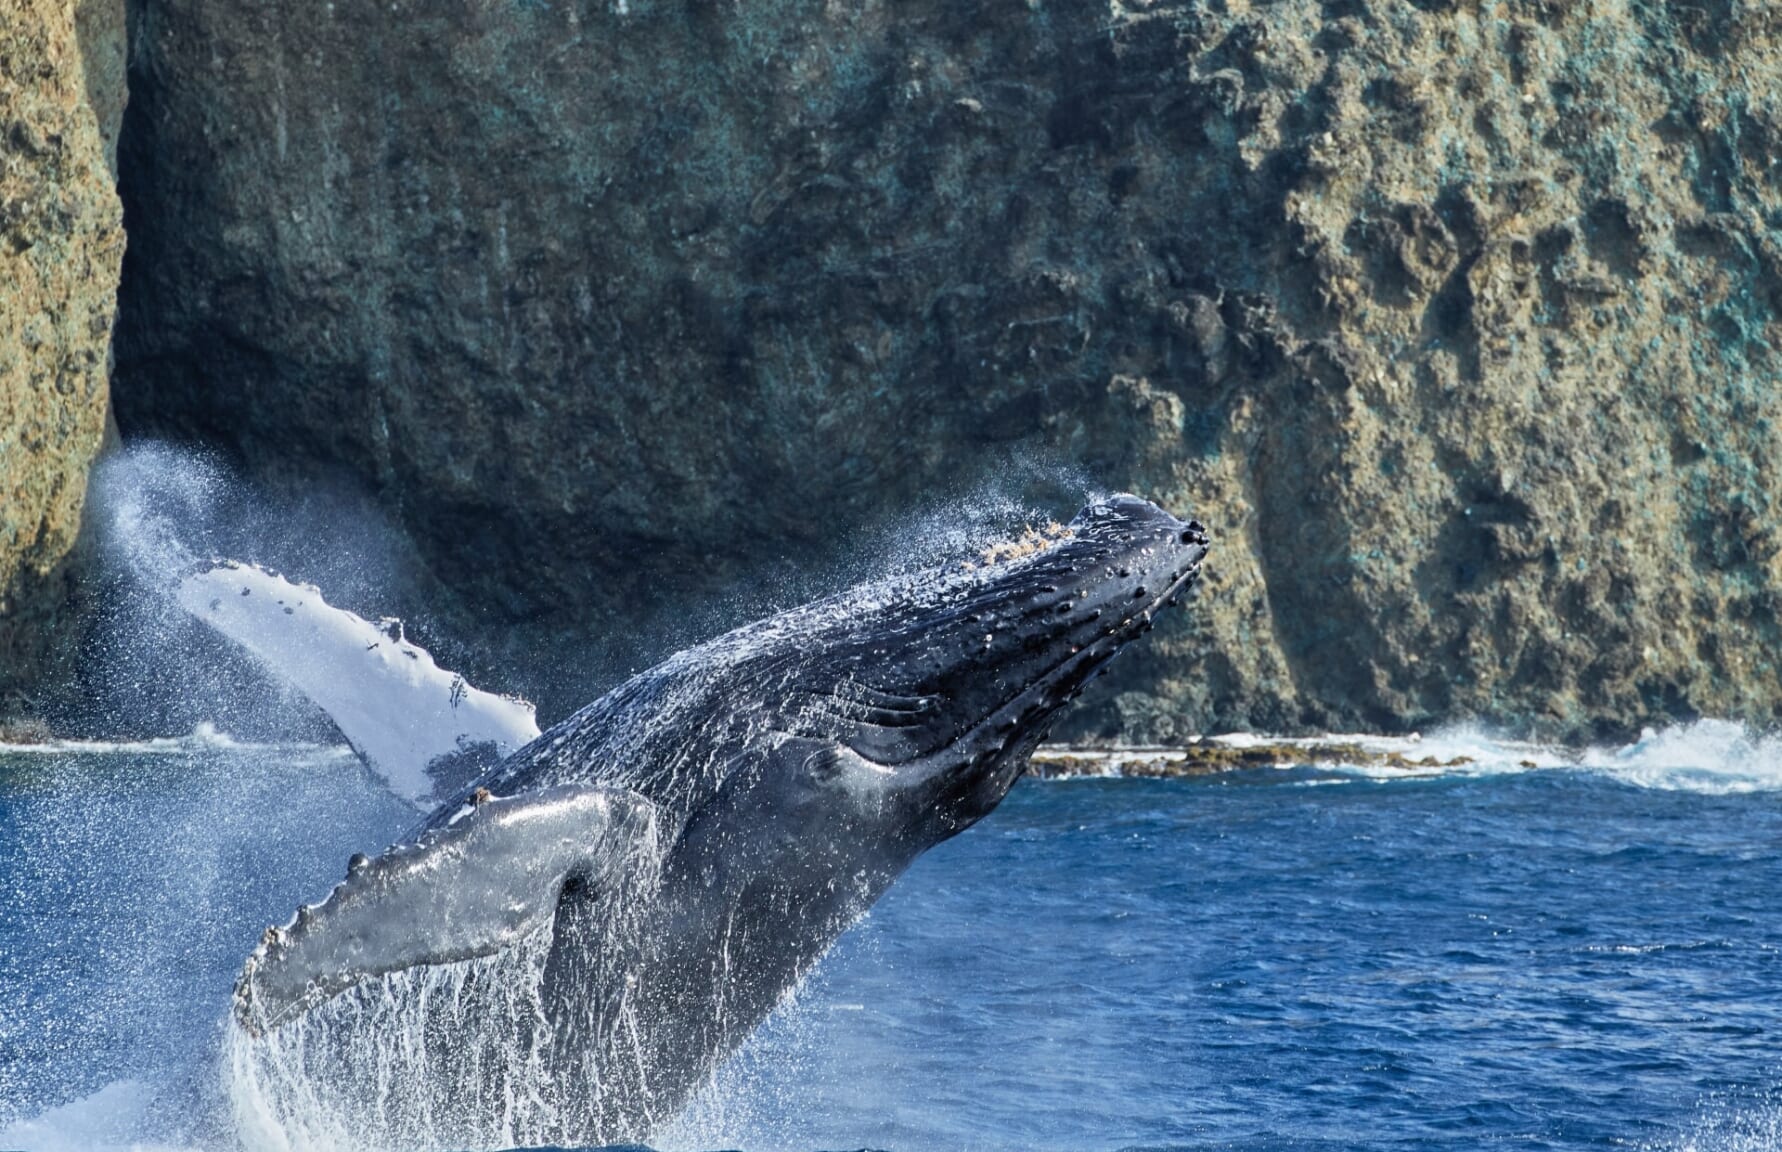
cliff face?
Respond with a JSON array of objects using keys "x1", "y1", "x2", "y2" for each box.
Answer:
[
  {"x1": 0, "y1": 0, "x2": 124, "y2": 715},
  {"x1": 113, "y1": 0, "x2": 1782, "y2": 739}
]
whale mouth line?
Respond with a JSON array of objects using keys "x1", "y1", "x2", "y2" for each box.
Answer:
[
  {"x1": 1002, "y1": 558, "x2": 1203, "y2": 711},
  {"x1": 869, "y1": 552, "x2": 1206, "y2": 773}
]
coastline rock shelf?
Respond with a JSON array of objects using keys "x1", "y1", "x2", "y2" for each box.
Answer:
[
  {"x1": 1029, "y1": 740, "x2": 1487, "y2": 780},
  {"x1": 7, "y1": 1, "x2": 1782, "y2": 743}
]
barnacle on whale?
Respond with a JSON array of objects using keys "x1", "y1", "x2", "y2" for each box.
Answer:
[{"x1": 971, "y1": 521, "x2": 1076, "y2": 569}]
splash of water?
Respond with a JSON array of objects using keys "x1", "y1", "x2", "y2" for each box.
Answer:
[
  {"x1": 1204, "y1": 720, "x2": 1782, "y2": 796},
  {"x1": 92, "y1": 442, "x2": 230, "y2": 584},
  {"x1": 0, "y1": 1080, "x2": 181, "y2": 1152},
  {"x1": 225, "y1": 819, "x2": 673, "y2": 1152},
  {"x1": 1654, "y1": 1090, "x2": 1782, "y2": 1152},
  {"x1": 1579, "y1": 720, "x2": 1782, "y2": 794}
]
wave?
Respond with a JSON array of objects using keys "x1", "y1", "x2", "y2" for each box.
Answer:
[
  {"x1": 15, "y1": 719, "x2": 1782, "y2": 797},
  {"x1": 0, "y1": 722, "x2": 353, "y2": 760},
  {"x1": 1036, "y1": 720, "x2": 1782, "y2": 797},
  {"x1": 1577, "y1": 721, "x2": 1782, "y2": 795},
  {"x1": 1328, "y1": 720, "x2": 1782, "y2": 795},
  {"x1": 0, "y1": 1080, "x2": 190, "y2": 1152}
]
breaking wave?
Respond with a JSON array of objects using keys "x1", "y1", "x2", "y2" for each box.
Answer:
[
  {"x1": 0, "y1": 722, "x2": 346, "y2": 759},
  {"x1": 1185, "y1": 720, "x2": 1782, "y2": 796}
]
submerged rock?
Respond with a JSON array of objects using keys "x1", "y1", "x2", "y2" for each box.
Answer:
[
  {"x1": 111, "y1": 0, "x2": 1782, "y2": 739},
  {"x1": 0, "y1": 0, "x2": 124, "y2": 715}
]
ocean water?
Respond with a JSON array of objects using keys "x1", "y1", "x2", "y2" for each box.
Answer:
[{"x1": 1, "y1": 726, "x2": 1779, "y2": 1152}]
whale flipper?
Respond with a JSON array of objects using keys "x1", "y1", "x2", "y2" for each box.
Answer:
[
  {"x1": 175, "y1": 561, "x2": 542, "y2": 806},
  {"x1": 235, "y1": 785, "x2": 658, "y2": 1035}
]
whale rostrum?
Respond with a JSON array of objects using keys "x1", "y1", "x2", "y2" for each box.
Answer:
[{"x1": 230, "y1": 494, "x2": 1210, "y2": 1149}]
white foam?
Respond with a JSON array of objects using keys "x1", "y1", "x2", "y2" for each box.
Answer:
[
  {"x1": 0, "y1": 1080, "x2": 190, "y2": 1152},
  {"x1": 1217, "y1": 720, "x2": 1782, "y2": 796},
  {"x1": 1656, "y1": 1091, "x2": 1782, "y2": 1152},
  {"x1": 1580, "y1": 720, "x2": 1782, "y2": 795},
  {"x1": 174, "y1": 563, "x2": 541, "y2": 806},
  {"x1": 0, "y1": 724, "x2": 352, "y2": 759},
  {"x1": 1030, "y1": 720, "x2": 1782, "y2": 796}
]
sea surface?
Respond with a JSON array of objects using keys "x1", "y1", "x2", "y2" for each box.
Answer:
[{"x1": 1, "y1": 724, "x2": 1779, "y2": 1152}]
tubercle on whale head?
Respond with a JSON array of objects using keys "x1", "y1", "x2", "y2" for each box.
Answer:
[{"x1": 778, "y1": 493, "x2": 1210, "y2": 842}]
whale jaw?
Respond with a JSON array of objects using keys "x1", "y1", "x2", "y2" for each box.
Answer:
[{"x1": 788, "y1": 493, "x2": 1211, "y2": 840}]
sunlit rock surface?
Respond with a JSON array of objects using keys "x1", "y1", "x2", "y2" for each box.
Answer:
[
  {"x1": 0, "y1": 0, "x2": 124, "y2": 714},
  {"x1": 112, "y1": 1, "x2": 1782, "y2": 739}
]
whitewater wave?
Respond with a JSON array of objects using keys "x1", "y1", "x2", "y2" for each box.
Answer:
[
  {"x1": 1029, "y1": 720, "x2": 1782, "y2": 797},
  {"x1": 1653, "y1": 1090, "x2": 1782, "y2": 1152},
  {"x1": 0, "y1": 723, "x2": 353, "y2": 760},
  {"x1": 12, "y1": 721, "x2": 1782, "y2": 797},
  {"x1": 1258, "y1": 720, "x2": 1782, "y2": 796},
  {"x1": 0, "y1": 1080, "x2": 191, "y2": 1152}
]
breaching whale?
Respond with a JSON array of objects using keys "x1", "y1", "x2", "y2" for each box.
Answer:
[{"x1": 228, "y1": 495, "x2": 1209, "y2": 1148}]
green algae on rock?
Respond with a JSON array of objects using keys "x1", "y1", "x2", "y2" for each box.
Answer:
[{"x1": 110, "y1": 0, "x2": 1782, "y2": 740}]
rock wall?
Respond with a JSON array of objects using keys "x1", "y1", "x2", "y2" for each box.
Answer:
[
  {"x1": 113, "y1": 0, "x2": 1782, "y2": 739},
  {"x1": 0, "y1": 0, "x2": 124, "y2": 715}
]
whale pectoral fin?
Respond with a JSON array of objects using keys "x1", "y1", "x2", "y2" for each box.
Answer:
[
  {"x1": 175, "y1": 561, "x2": 541, "y2": 808},
  {"x1": 234, "y1": 784, "x2": 659, "y2": 1036}
]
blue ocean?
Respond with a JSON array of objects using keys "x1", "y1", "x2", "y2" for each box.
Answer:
[{"x1": 1, "y1": 725, "x2": 1777, "y2": 1152}]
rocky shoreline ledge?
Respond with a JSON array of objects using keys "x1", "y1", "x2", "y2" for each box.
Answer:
[{"x1": 1028, "y1": 740, "x2": 1495, "y2": 780}]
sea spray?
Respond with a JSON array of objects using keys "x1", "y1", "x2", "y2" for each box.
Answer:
[
  {"x1": 0, "y1": 741, "x2": 413, "y2": 1148},
  {"x1": 78, "y1": 443, "x2": 444, "y2": 744},
  {"x1": 227, "y1": 936, "x2": 562, "y2": 1152},
  {"x1": 225, "y1": 814, "x2": 670, "y2": 1152},
  {"x1": 1214, "y1": 721, "x2": 1782, "y2": 796},
  {"x1": 80, "y1": 445, "x2": 328, "y2": 742}
]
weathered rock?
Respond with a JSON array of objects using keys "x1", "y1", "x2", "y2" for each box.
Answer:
[
  {"x1": 0, "y1": 0, "x2": 125, "y2": 716},
  {"x1": 1028, "y1": 742, "x2": 1477, "y2": 780},
  {"x1": 113, "y1": 1, "x2": 1782, "y2": 740},
  {"x1": 72, "y1": 0, "x2": 128, "y2": 175}
]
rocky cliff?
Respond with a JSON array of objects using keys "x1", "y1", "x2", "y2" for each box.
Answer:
[
  {"x1": 0, "y1": 0, "x2": 124, "y2": 717},
  {"x1": 112, "y1": 0, "x2": 1782, "y2": 739}
]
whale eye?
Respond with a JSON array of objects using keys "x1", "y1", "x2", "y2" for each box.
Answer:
[
  {"x1": 803, "y1": 747, "x2": 849, "y2": 781},
  {"x1": 802, "y1": 745, "x2": 892, "y2": 782}
]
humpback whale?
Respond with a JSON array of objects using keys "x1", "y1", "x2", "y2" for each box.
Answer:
[{"x1": 229, "y1": 495, "x2": 1209, "y2": 1148}]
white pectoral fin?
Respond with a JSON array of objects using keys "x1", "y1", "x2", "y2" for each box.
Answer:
[
  {"x1": 174, "y1": 562, "x2": 542, "y2": 805},
  {"x1": 234, "y1": 785, "x2": 659, "y2": 1036}
]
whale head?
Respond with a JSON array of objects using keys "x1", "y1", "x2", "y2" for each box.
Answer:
[
  {"x1": 460, "y1": 493, "x2": 1208, "y2": 857},
  {"x1": 731, "y1": 493, "x2": 1211, "y2": 851}
]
